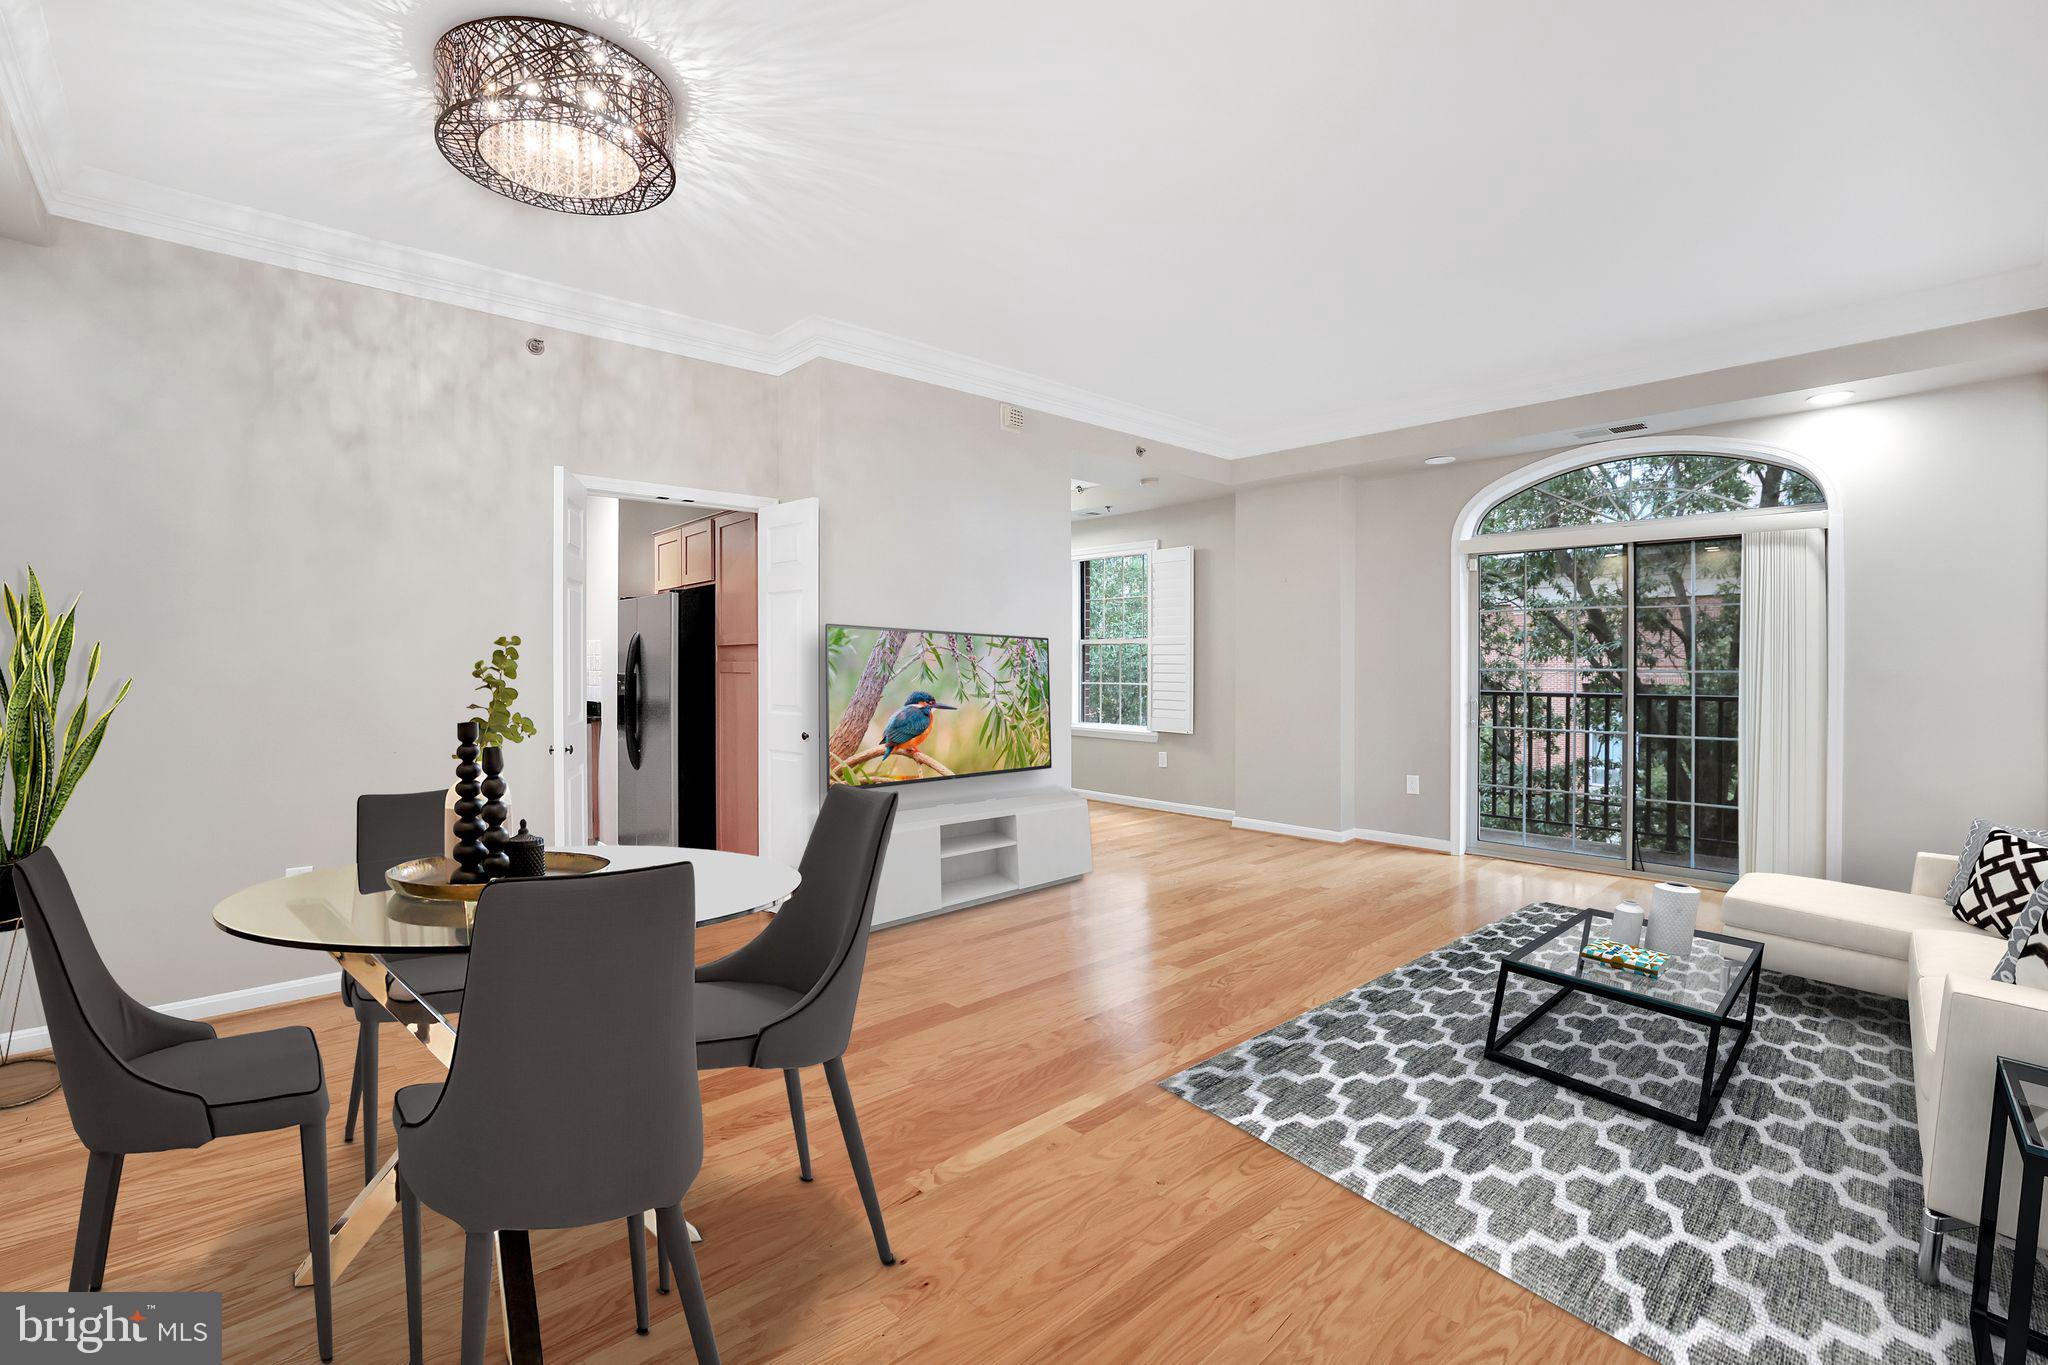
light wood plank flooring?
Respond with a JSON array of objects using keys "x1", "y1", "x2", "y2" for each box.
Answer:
[{"x1": 0, "y1": 803, "x2": 1724, "y2": 1362}]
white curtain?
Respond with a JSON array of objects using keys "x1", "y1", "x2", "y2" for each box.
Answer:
[{"x1": 1738, "y1": 528, "x2": 1828, "y2": 876}]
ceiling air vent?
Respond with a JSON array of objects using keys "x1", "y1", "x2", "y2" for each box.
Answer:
[
  {"x1": 1572, "y1": 422, "x2": 1651, "y2": 441},
  {"x1": 998, "y1": 403, "x2": 1026, "y2": 432},
  {"x1": 1608, "y1": 422, "x2": 1649, "y2": 434}
]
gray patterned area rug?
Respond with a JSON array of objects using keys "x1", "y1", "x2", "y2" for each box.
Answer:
[{"x1": 1162, "y1": 903, "x2": 2042, "y2": 1364}]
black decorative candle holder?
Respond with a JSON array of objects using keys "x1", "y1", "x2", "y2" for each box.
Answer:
[
  {"x1": 505, "y1": 820, "x2": 547, "y2": 878},
  {"x1": 451, "y1": 720, "x2": 486, "y2": 884},
  {"x1": 478, "y1": 745, "x2": 512, "y2": 880}
]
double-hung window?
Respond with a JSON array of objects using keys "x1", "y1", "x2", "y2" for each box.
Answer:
[{"x1": 1075, "y1": 544, "x2": 1152, "y2": 733}]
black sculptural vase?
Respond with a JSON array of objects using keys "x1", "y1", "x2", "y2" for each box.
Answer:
[
  {"x1": 478, "y1": 745, "x2": 512, "y2": 880},
  {"x1": 451, "y1": 721, "x2": 486, "y2": 885}
]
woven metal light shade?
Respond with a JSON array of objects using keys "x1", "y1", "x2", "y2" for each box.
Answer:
[{"x1": 433, "y1": 16, "x2": 675, "y2": 215}]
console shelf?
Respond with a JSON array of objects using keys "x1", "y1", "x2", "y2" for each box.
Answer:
[{"x1": 873, "y1": 790, "x2": 1092, "y2": 929}]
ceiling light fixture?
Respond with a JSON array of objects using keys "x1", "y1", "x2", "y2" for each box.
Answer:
[
  {"x1": 1806, "y1": 390, "x2": 1857, "y2": 406},
  {"x1": 1424, "y1": 455, "x2": 1457, "y2": 466},
  {"x1": 433, "y1": 17, "x2": 675, "y2": 215}
]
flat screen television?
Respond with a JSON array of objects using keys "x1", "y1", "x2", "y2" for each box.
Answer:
[{"x1": 825, "y1": 625, "x2": 1052, "y2": 786}]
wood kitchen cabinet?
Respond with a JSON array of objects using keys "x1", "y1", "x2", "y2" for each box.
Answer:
[
  {"x1": 715, "y1": 649, "x2": 758, "y2": 854},
  {"x1": 654, "y1": 518, "x2": 714, "y2": 591},
  {"x1": 713, "y1": 511, "x2": 757, "y2": 645}
]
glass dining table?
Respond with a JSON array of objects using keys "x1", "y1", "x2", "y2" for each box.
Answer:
[{"x1": 212, "y1": 842, "x2": 799, "y2": 1363}]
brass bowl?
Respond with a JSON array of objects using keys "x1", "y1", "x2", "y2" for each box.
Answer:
[{"x1": 385, "y1": 852, "x2": 612, "y2": 903}]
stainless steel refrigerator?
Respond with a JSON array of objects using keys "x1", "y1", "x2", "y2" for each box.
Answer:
[{"x1": 616, "y1": 588, "x2": 717, "y2": 847}]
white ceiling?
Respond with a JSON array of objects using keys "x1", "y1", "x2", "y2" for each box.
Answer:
[{"x1": 6, "y1": 0, "x2": 2048, "y2": 457}]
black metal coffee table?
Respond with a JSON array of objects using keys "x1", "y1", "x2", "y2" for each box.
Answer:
[{"x1": 1482, "y1": 908, "x2": 1763, "y2": 1134}]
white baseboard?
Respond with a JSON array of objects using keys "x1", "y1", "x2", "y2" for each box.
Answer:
[
  {"x1": 2, "y1": 970, "x2": 338, "y2": 1054},
  {"x1": 1348, "y1": 827, "x2": 1456, "y2": 854},
  {"x1": 1229, "y1": 816, "x2": 1351, "y2": 842},
  {"x1": 1074, "y1": 789, "x2": 1234, "y2": 822},
  {"x1": 1218, "y1": 815, "x2": 1456, "y2": 852}
]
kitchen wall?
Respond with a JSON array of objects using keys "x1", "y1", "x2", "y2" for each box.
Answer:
[
  {"x1": 0, "y1": 218, "x2": 1162, "y2": 1031},
  {"x1": 1070, "y1": 496, "x2": 1237, "y2": 813}
]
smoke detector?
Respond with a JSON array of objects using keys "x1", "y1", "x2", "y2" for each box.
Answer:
[{"x1": 998, "y1": 403, "x2": 1026, "y2": 432}]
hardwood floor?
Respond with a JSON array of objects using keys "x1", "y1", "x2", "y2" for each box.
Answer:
[{"x1": 0, "y1": 803, "x2": 1723, "y2": 1362}]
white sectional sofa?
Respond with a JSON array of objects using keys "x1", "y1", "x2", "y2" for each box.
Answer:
[{"x1": 1724, "y1": 851, "x2": 2048, "y2": 1283}]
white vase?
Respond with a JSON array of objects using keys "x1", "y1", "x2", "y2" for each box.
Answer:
[
  {"x1": 1646, "y1": 881, "x2": 1701, "y2": 955},
  {"x1": 1609, "y1": 901, "x2": 1645, "y2": 945}
]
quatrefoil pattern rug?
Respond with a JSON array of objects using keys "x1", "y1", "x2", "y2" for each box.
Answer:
[{"x1": 1162, "y1": 903, "x2": 2043, "y2": 1364}]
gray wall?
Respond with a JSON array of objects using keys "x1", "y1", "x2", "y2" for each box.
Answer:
[
  {"x1": 0, "y1": 220, "x2": 1150, "y2": 1029},
  {"x1": 1232, "y1": 476, "x2": 1356, "y2": 833},
  {"x1": 1071, "y1": 497, "x2": 1237, "y2": 812},
  {"x1": 1342, "y1": 372, "x2": 2048, "y2": 885}
]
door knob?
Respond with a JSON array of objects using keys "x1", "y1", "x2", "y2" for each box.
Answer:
[{"x1": 801, "y1": 732, "x2": 810, "y2": 741}]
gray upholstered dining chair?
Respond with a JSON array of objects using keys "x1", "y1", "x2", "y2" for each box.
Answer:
[
  {"x1": 656, "y1": 784, "x2": 900, "y2": 1292},
  {"x1": 341, "y1": 789, "x2": 465, "y2": 1183},
  {"x1": 11, "y1": 846, "x2": 335, "y2": 1361},
  {"x1": 395, "y1": 861, "x2": 719, "y2": 1365}
]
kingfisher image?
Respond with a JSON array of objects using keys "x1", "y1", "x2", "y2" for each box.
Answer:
[{"x1": 881, "y1": 690, "x2": 957, "y2": 765}]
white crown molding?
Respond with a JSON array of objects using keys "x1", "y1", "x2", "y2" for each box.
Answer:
[
  {"x1": 8, "y1": 0, "x2": 2048, "y2": 464},
  {"x1": 1240, "y1": 260, "x2": 2048, "y2": 458}
]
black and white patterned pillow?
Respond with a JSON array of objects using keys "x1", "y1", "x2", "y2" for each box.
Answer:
[
  {"x1": 1995, "y1": 884, "x2": 2048, "y2": 988},
  {"x1": 1952, "y1": 829, "x2": 2048, "y2": 936},
  {"x1": 1947, "y1": 817, "x2": 2048, "y2": 907}
]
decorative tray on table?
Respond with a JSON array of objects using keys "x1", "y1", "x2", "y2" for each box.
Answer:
[
  {"x1": 384, "y1": 852, "x2": 611, "y2": 903},
  {"x1": 1579, "y1": 937, "x2": 1671, "y2": 978}
]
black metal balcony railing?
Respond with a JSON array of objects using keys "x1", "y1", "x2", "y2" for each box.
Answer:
[{"x1": 1477, "y1": 689, "x2": 1738, "y2": 870}]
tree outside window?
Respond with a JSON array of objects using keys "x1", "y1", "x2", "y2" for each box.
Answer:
[{"x1": 1079, "y1": 552, "x2": 1149, "y2": 727}]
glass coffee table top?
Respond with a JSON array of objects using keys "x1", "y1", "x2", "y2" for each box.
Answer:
[
  {"x1": 2002, "y1": 1059, "x2": 2048, "y2": 1160},
  {"x1": 1508, "y1": 909, "x2": 1761, "y2": 1022}
]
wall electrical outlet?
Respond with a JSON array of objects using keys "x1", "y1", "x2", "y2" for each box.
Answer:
[
  {"x1": 1404, "y1": 775, "x2": 1420, "y2": 795},
  {"x1": 1157, "y1": 750, "x2": 1169, "y2": 768},
  {"x1": 285, "y1": 865, "x2": 313, "y2": 878}
]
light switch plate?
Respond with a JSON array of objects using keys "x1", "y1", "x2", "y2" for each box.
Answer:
[
  {"x1": 1404, "y1": 775, "x2": 1420, "y2": 795},
  {"x1": 1158, "y1": 751, "x2": 1169, "y2": 768}
]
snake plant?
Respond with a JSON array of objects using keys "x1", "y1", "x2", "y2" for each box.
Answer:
[{"x1": 0, "y1": 568, "x2": 131, "y2": 859}]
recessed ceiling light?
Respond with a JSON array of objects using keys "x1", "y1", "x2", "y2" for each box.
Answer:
[
  {"x1": 1806, "y1": 390, "x2": 1856, "y2": 407},
  {"x1": 1423, "y1": 456, "x2": 1457, "y2": 466}
]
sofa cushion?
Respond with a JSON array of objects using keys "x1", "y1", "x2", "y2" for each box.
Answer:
[
  {"x1": 1995, "y1": 884, "x2": 2048, "y2": 989},
  {"x1": 1907, "y1": 930, "x2": 2008, "y2": 1138},
  {"x1": 1723, "y1": 873, "x2": 1978, "y2": 961},
  {"x1": 1953, "y1": 830, "x2": 2048, "y2": 936},
  {"x1": 1947, "y1": 817, "x2": 2048, "y2": 907}
]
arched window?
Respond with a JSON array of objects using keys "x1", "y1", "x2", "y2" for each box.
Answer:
[
  {"x1": 1457, "y1": 444, "x2": 1835, "y2": 883},
  {"x1": 1477, "y1": 454, "x2": 1825, "y2": 535}
]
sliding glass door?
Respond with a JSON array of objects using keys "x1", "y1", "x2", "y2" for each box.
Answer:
[{"x1": 1473, "y1": 535, "x2": 1741, "y2": 878}]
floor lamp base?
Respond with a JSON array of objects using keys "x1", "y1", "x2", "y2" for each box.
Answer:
[{"x1": 0, "y1": 1057, "x2": 59, "y2": 1109}]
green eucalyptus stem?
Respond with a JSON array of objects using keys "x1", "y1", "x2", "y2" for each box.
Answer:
[{"x1": 465, "y1": 633, "x2": 538, "y2": 751}]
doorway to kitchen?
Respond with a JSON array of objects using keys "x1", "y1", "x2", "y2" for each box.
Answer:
[{"x1": 551, "y1": 470, "x2": 821, "y2": 867}]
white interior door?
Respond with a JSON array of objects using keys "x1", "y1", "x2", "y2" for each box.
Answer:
[
  {"x1": 758, "y1": 497, "x2": 822, "y2": 867},
  {"x1": 552, "y1": 467, "x2": 591, "y2": 845}
]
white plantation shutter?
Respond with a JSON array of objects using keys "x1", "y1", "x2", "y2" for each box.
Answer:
[{"x1": 1149, "y1": 546, "x2": 1194, "y2": 733}]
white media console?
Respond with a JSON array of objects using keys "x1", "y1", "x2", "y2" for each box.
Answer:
[{"x1": 871, "y1": 789, "x2": 1093, "y2": 929}]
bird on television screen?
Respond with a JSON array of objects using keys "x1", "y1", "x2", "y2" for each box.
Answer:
[{"x1": 881, "y1": 690, "x2": 957, "y2": 761}]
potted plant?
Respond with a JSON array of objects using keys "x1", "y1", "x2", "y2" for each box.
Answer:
[
  {"x1": 451, "y1": 635, "x2": 537, "y2": 882},
  {"x1": 0, "y1": 568, "x2": 131, "y2": 1106}
]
